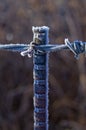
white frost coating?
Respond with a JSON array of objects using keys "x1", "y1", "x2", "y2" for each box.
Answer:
[{"x1": 32, "y1": 26, "x2": 49, "y2": 32}]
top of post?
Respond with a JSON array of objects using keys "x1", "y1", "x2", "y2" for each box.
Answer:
[
  {"x1": 32, "y1": 26, "x2": 49, "y2": 33},
  {"x1": 32, "y1": 26, "x2": 49, "y2": 45}
]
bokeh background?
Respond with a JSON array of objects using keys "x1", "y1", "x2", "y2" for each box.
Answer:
[{"x1": 0, "y1": 0, "x2": 86, "y2": 130}]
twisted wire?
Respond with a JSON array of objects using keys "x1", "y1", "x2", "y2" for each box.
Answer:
[
  {"x1": 0, "y1": 39, "x2": 85, "y2": 59},
  {"x1": 0, "y1": 43, "x2": 29, "y2": 52}
]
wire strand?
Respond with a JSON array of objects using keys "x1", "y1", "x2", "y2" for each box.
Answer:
[
  {"x1": 0, "y1": 39, "x2": 85, "y2": 59},
  {"x1": 0, "y1": 44, "x2": 29, "y2": 52}
]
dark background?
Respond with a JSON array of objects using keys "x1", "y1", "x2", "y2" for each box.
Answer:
[{"x1": 0, "y1": 0, "x2": 86, "y2": 130}]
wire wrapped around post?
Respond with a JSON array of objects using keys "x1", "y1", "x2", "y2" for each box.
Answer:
[{"x1": 33, "y1": 26, "x2": 49, "y2": 130}]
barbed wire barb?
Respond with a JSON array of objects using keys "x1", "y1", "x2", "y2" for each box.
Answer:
[{"x1": 20, "y1": 41, "x2": 35, "y2": 57}]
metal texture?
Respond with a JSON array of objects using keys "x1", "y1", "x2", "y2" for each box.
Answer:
[{"x1": 33, "y1": 26, "x2": 49, "y2": 130}]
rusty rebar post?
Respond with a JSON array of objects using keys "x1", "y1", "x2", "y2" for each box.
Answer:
[{"x1": 33, "y1": 26, "x2": 49, "y2": 130}]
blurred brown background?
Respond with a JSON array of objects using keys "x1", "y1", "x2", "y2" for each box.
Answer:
[{"x1": 0, "y1": 0, "x2": 86, "y2": 130}]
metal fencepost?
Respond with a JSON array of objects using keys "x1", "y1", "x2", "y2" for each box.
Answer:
[{"x1": 33, "y1": 26, "x2": 49, "y2": 130}]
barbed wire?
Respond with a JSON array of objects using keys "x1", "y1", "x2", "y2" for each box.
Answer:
[
  {"x1": 0, "y1": 39, "x2": 85, "y2": 59},
  {"x1": 0, "y1": 43, "x2": 29, "y2": 52}
]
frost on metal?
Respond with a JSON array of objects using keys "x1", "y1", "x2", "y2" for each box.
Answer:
[
  {"x1": 33, "y1": 26, "x2": 49, "y2": 130},
  {"x1": 32, "y1": 26, "x2": 49, "y2": 45},
  {"x1": 32, "y1": 26, "x2": 49, "y2": 33}
]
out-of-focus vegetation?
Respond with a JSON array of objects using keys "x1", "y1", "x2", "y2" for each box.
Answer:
[{"x1": 0, "y1": 0, "x2": 86, "y2": 130}]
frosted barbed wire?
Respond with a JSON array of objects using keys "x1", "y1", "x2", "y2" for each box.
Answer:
[
  {"x1": 0, "y1": 44, "x2": 29, "y2": 52},
  {"x1": 35, "y1": 39, "x2": 86, "y2": 59},
  {"x1": 0, "y1": 39, "x2": 86, "y2": 59}
]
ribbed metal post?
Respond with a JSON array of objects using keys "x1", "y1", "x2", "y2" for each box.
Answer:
[{"x1": 33, "y1": 26, "x2": 49, "y2": 130}]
